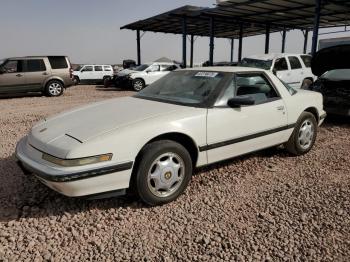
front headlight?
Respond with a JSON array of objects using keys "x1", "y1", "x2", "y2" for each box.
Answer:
[{"x1": 42, "y1": 153, "x2": 113, "y2": 167}]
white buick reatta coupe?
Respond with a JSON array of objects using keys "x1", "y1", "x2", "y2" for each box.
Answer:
[{"x1": 16, "y1": 67, "x2": 326, "y2": 205}]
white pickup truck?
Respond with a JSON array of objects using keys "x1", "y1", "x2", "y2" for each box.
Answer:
[{"x1": 240, "y1": 53, "x2": 315, "y2": 89}]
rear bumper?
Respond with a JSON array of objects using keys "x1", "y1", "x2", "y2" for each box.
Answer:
[{"x1": 15, "y1": 137, "x2": 133, "y2": 197}]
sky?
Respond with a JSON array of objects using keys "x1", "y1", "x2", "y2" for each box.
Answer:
[{"x1": 0, "y1": 0, "x2": 349, "y2": 64}]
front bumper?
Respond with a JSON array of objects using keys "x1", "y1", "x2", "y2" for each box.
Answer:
[
  {"x1": 113, "y1": 75, "x2": 132, "y2": 87},
  {"x1": 15, "y1": 137, "x2": 133, "y2": 197}
]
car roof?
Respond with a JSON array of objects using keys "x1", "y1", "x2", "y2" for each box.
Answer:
[
  {"x1": 179, "y1": 66, "x2": 267, "y2": 73},
  {"x1": 244, "y1": 53, "x2": 310, "y2": 61},
  {"x1": 6, "y1": 56, "x2": 68, "y2": 60}
]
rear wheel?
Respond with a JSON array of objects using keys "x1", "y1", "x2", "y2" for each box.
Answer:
[
  {"x1": 134, "y1": 140, "x2": 192, "y2": 206},
  {"x1": 132, "y1": 78, "x2": 145, "y2": 92},
  {"x1": 45, "y1": 80, "x2": 64, "y2": 97},
  {"x1": 285, "y1": 112, "x2": 317, "y2": 155},
  {"x1": 103, "y1": 76, "x2": 111, "y2": 88},
  {"x1": 73, "y1": 76, "x2": 80, "y2": 85}
]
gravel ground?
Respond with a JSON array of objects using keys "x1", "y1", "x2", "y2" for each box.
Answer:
[{"x1": 0, "y1": 85, "x2": 349, "y2": 261}]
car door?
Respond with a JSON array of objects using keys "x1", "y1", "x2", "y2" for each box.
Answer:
[
  {"x1": 144, "y1": 64, "x2": 162, "y2": 85},
  {"x1": 93, "y1": 65, "x2": 103, "y2": 80},
  {"x1": 0, "y1": 59, "x2": 27, "y2": 93},
  {"x1": 24, "y1": 58, "x2": 49, "y2": 91},
  {"x1": 79, "y1": 66, "x2": 93, "y2": 81},
  {"x1": 206, "y1": 72, "x2": 288, "y2": 164},
  {"x1": 287, "y1": 56, "x2": 304, "y2": 88}
]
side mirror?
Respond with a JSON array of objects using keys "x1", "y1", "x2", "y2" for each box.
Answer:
[
  {"x1": 227, "y1": 96, "x2": 255, "y2": 108},
  {"x1": 272, "y1": 68, "x2": 277, "y2": 75}
]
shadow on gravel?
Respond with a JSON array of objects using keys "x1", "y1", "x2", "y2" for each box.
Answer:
[
  {"x1": 0, "y1": 147, "x2": 287, "y2": 222},
  {"x1": 323, "y1": 114, "x2": 350, "y2": 128},
  {"x1": 95, "y1": 85, "x2": 133, "y2": 92},
  {"x1": 195, "y1": 146, "x2": 287, "y2": 175},
  {"x1": 0, "y1": 155, "x2": 144, "y2": 223},
  {"x1": 0, "y1": 92, "x2": 43, "y2": 99}
]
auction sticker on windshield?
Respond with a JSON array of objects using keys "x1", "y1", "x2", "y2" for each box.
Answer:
[{"x1": 195, "y1": 72, "x2": 219, "y2": 77}]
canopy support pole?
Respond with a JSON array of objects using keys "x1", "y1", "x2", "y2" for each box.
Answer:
[
  {"x1": 311, "y1": 0, "x2": 321, "y2": 55},
  {"x1": 281, "y1": 28, "x2": 287, "y2": 53},
  {"x1": 209, "y1": 17, "x2": 215, "y2": 66},
  {"x1": 238, "y1": 23, "x2": 243, "y2": 62},
  {"x1": 182, "y1": 17, "x2": 187, "y2": 68},
  {"x1": 230, "y1": 38, "x2": 234, "y2": 62},
  {"x1": 303, "y1": 29, "x2": 309, "y2": 54},
  {"x1": 190, "y1": 35, "x2": 194, "y2": 68},
  {"x1": 265, "y1": 23, "x2": 270, "y2": 54},
  {"x1": 136, "y1": 30, "x2": 141, "y2": 65}
]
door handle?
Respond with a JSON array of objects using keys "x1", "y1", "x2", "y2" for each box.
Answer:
[
  {"x1": 16, "y1": 74, "x2": 23, "y2": 77},
  {"x1": 42, "y1": 72, "x2": 48, "y2": 75},
  {"x1": 277, "y1": 106, "x2": 285, "y2": 111}
]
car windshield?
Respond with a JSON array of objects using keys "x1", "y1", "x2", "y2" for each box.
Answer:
[
  {"x1": 239, "y1": 58, "x2": 273, "y2": 70},
  {"x1": 280, "y1": 79, "x2": 297, "y2": 95},
  {"x1": 134, "y1": 64, "x2": 150, "y2": 71},
  {"x1": 135, "y1": 70, "x2": 226, "y2": 106},
  {"x1": 321, "y1": 69, "x2": 350, "y2": 81}
]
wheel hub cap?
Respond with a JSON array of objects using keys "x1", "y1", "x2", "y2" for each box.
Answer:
[
  {"x1": 147, "y1": 153, "x2": 185, "y2": 198},
  {"x1": 298, "y1": 119, "x2": 315, "y2": 150}
]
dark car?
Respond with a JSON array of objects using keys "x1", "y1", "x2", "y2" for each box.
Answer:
[{"x1": 311, "y1": 45, "x2": 350, "y2": 116}]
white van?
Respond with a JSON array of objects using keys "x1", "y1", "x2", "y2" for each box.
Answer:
[{"x1": 73, "y1": 65, "x2": 114, "y2": 85}]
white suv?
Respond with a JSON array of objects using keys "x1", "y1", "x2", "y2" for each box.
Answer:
[
  {"x1": 240, "y1": 54, "x2": 315, "y2": 89},
  {"x1": 114, "y1": 62, "x2": 179, "y2": 91},
  {"x1": 73, "y1": 65, "x2": 114, "y2": 85}
]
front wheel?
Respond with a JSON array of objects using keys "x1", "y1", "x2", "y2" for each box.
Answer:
[
  {"x1": 285, "y1": 112, "x2": 317, "y2": 155},
  {"x1": 132, "y1": 79, "x2": 145, "y2": 92},
  {"x1": 45, "y1": 80, "x2": 64, "y2": 97},
  {"x1": 135, "y1": 140, "x2": 192, "y2": 206}
]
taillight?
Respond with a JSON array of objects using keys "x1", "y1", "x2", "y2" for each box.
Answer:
[{"x1": 69, "y1": 68, "x2": 73, "y2": 79}]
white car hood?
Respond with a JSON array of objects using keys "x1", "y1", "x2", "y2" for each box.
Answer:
[
  {"x1": 28, "y1": 97, "x2": 186, "y2": 158},
  {"x1": 117, "y1": 69, "x2": 137, "y2": 76}
]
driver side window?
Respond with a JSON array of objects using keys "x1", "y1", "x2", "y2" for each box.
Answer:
[
  {"x1": 235, "y1": 74, "x2": 280, "y2": 104},
  {"x1": 2, "y1": 60, "x2": 23, "y2": 73},
  {"x1": 215, "y1": 73, "x2": 280, "y2": 106},
  {"x1": 148, "y1": 65, "x2": 160, "y2": 72}
]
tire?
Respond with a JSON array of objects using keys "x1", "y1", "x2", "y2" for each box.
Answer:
[
  {"x1": 134, "y1": 140, "x2": 193, "y2": 206},
  {"x1": 285, "y1": 112, "x2": 317, "y2": 155},
  {"x1": 132, "y1": 78, "x2": 145, "y2": 92},
  {"x1": 45, "y1": 80, "x2": 64, "y2": 97},
  {"x1": 73, "y1": 76, "x2": 80, "y2": 85},
  {"x1": 301, "y1": 79, "x2": 313, "y2": 90},
  {"x1": 103, "y1": 77, "x2": 111, "y2": 88}
]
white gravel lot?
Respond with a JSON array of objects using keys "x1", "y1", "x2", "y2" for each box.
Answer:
[{"x1": 0, "y1": 85, "x2": 349, "y2": 261}]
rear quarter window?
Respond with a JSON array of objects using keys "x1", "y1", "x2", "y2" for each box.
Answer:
[
  {"x1": 300, "y1": 55, "x2": 312, "y2": 68},
  {"x1": 288, "y1": 56, "x2": 302, "y2": 69},
  {"x1": 48, "y1": 56, "x2": 68, "y2": 69}
]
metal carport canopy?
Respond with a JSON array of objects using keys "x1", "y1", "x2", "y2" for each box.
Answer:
[{"x1": 121, "y1": 1, "x2": 350, "y2": 67}]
